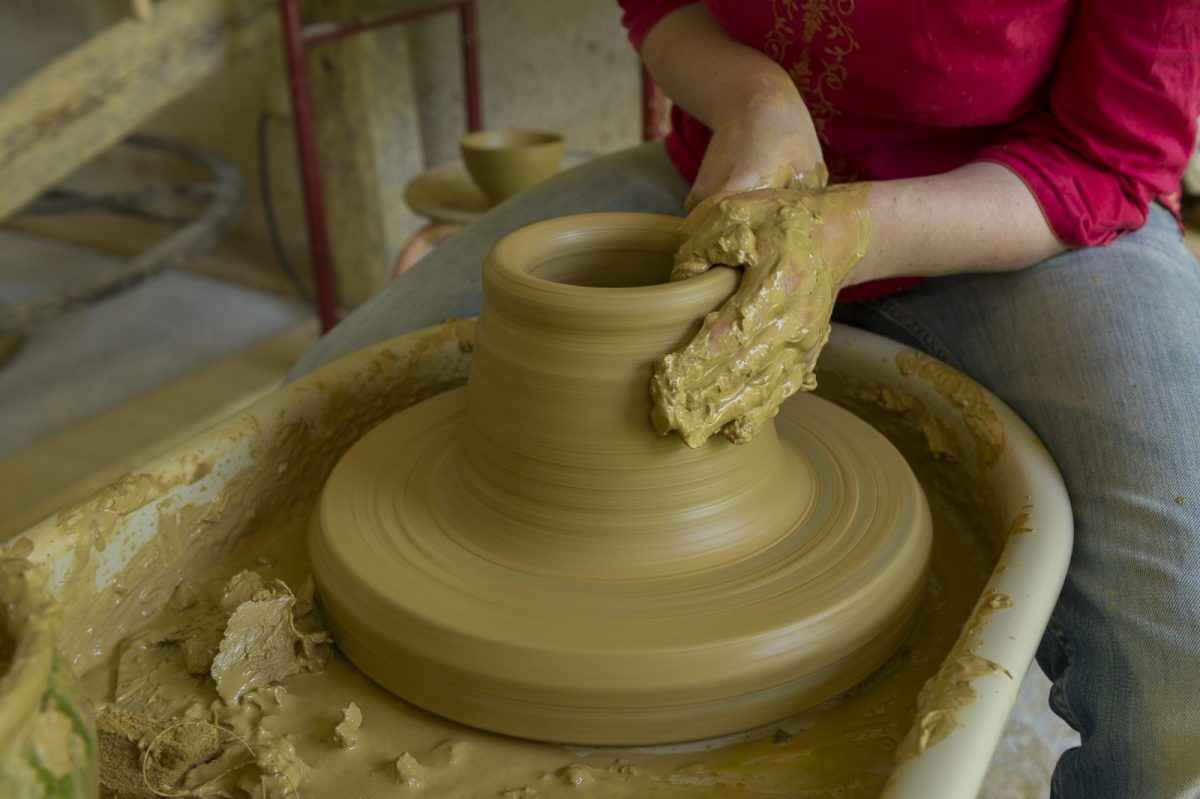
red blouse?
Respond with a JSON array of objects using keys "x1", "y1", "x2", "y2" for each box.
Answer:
[{"x1": 620, "y1": 0, "x2": 1199, "y2": 296}]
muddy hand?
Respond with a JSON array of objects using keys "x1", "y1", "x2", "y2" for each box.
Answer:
[{"x1": 651, "y1": 185, "x2": 871, "y2": 448}]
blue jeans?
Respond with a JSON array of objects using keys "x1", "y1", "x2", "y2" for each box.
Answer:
[{"x1": 292, "y1": 143, "x2": 1200, "y2": 798}]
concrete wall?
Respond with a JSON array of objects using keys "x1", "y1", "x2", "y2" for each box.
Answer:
[
  {"x1": 0, "y1": 0, "x2": 643, "y2": 308},
  {"x1": 409, "y1": 0, "x2": 641, "y2": 165}
]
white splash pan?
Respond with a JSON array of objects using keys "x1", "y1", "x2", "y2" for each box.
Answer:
[{"x1": 11, "y1": 320, "x2": 1072, "y2": 798}]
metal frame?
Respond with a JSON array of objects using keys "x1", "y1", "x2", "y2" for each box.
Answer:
[
  {"x1": 278, "y1": 0, "x2": 482, "y2": 332},
  {"x1": 279, "y1": 1, "x2": 666, "y2": 332}
]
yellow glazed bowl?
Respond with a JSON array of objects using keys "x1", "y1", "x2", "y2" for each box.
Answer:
[{"x1": 459, "y1": 129, "x2": 564, "y2": 205}]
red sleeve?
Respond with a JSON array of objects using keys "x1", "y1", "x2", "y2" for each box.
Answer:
[
  {"x1": 618, "y1": 0, "x2": 698, "y2": 50},
  {"x1": 973, "y1": 0, "x2": 1200, "y2": 247}
]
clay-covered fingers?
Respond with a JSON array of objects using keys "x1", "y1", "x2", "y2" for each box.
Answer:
[
  {"x1": 654, "y1": 183, "x2": 870, "y2": 448},
  {"x1": 651, "y1": 249, "x2": 837, "y2": 447},
  {"x1": 722, "y1": 327, "x2": 831, "y2": 443},
  {"x1": 720, "y1": 350, "x2": 801, "y2": 444},
  {"x1": 659, "y1": 253, "x2": 793, "y2": 387},
  {"x1": 650, "y1": 288, "x2": 799, "y2": 447},
  {"x1": 650, "y1": 322, "x2": 810, "y2": 448},
  {"x1": 672, "y1": 195, "x2": 761, "y2": 281}
]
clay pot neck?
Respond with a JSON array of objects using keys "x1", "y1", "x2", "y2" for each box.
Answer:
[{"x1": 438, "y1": 214, "x2": 815, "y2": 578}]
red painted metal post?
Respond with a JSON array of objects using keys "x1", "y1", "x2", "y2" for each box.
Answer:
[
  {"x1": 460, "y1": 0, "x2": 482, "y2": 131},
  {"x1": 279, "y1": 0, "x2": 340, "y2": 332},
  {"x1": 278, "y1": 0, "x2": 480, "y2": 330},
  {"x1": 303, "y1": 1, "x2": 467, "y2": 46}
]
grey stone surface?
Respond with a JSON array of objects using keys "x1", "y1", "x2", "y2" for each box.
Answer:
[{"x1": 0, "y1": 230, "x2": 307, "y2": 457}]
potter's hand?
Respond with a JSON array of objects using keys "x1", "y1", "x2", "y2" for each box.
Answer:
[
  {"x1": 651, "y1": 185, "x2": 871, "y2": 448},
  {"x1": 686, "y1": 92, "x2": 826, "y2": 211}
]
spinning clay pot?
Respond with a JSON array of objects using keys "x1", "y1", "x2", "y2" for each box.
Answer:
[{"x1": 310, "y1": 213, "x2": 932, "y2": 745}]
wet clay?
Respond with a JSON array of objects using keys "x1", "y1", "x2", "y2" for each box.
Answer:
[
  {"x1": 0, "y1": 557, "x2": 96, "y2": 798},
  {"x1": 80, "y1": 362, "x2": 1002, "y2": 798},
  {"x1": 893, "y1": 589, "x2": 1014, "y2": 764},
  {"x1": 894, "y1": 351, "x2": 1006, "y2": 469},
  {"x1": 310, "y1": 213, "x2": 931, "y2": 745},
  {"x1": 93, "y1": 570, "x2": 326, "y2": 798},
  {"x1": 652, "y1": 185, "x2": 870, "y2": 447}
]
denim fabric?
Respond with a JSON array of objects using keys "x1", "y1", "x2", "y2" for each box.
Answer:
[
  {"x1": 291, "y1": 142, "x2": 1200, "y2": 798},
  {"x1": 834, "y1": 202, "x2": 1200, "y2": 799}
]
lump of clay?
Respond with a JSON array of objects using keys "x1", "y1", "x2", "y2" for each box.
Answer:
[
  {"x1": 558, "y1": 763, "x2": 596, "y2": 786},
  {"x1": 95, "y1": 705, "x2": 226, "y2": 798},
  {"x1": 394, "y1": 752, "x2": 428, "y2": 789},
  {"x1": 236, "y1": 729, "x2": 309, "y2": 799},
  {"x1": 210, "y1": 581, "x2": 330, "y2": 704},
  {"x1": 427, "y1": 738, "x2": 468, "y2": 769},
  {"x1": 220, "y1": 570, "x2": 269, "y2": 612},
  {"x1": 334, "y1": 702, "x2": 362, "y2": 750},
  {"x1": 114, "y1": 573, "x2": 329, "y2": 717}
]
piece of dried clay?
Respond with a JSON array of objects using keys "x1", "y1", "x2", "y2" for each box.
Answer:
[
  {"x1": 394, "y1": 752, "x2": 428, "y2": 789},
  {"x1": 334, "y1": 702, "x2": 362, "y2": 750},
  {"x1": 210, "y1": 585, "x2": 330, "y2": 705}
]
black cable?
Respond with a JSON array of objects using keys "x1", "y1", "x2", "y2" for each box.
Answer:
[
  {"x1": 2, "y1": 136, "x2": 247, "y2": 335},
  {"x1": 23, "y1": 186, "x2": 197, "y2": 224},
  {"x1": 257, "y1": 111, "x2": 314, "y2": 303}
]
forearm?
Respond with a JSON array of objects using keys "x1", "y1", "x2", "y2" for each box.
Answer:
[
  {"x1": 639, "y1": 4, "x2": 799, "y2": 129},
  {"x1": 850, "y1": 162, "x2": 1065, "y2": 285},
  {"x1": 659, "y1": 162, "x2": 1064, "y2": 445},
  {"x1": 639, "y1": 5, "x2": 823, "y2": 205},
  {"x1": 639, "y1": 8, "x2": 1063, "y2": 277}
]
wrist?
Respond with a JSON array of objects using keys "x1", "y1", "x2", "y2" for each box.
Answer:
[
  {"x1": 846, "y1": 166, "x2": 1063, "y2": 286},
  {"x1": 805, "y1": 183, "x2": 874, "y2": 287},
  {"x1": 842, "y1": 181, "x2": 892, "y2": 286},
  {"x1": 709, "y1": 68, "x2": 804, "y2": 128}
]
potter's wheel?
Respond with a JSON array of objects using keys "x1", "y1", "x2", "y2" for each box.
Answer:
[{"x1": 311, "y1": 214, "x2": 932, "y2": 745}]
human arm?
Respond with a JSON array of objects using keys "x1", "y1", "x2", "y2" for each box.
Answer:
[
  {"x1": 632, "y1": 3, "x2": 825, "y2": 207},
  {"x1": 630, "y1": 3, "x2": 1064, "y2": 445},
  {"x1": 649, "y1": 165, "x2": 1064, "y2": 447},
  {"x1": 636, "y1": 0, "x2": 1198, "y2": 446},
  {"x1": 629, "y1": 1, "x2": 1064, "y2": 280},
  {"x1": 850, "y1": 162, "x2": 1063, "y2": 285}
]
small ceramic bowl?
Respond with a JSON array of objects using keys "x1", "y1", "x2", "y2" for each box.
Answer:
[{"x1": 459, "y1": 129, "x2": 564, "y2": 205}]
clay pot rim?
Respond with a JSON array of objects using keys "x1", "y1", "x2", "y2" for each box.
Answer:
[
  {"x1": 460, "y1": 129, "x2": 564, "y2": 152},
  {"x1": 0, "y1": 562, "x2": 55, "y2": 745},
  {"x1": 483, "y1": 212, "x2": 740, "y2": 327}
]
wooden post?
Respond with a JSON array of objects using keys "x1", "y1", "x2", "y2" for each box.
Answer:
[
  {"x1": 303, "y1": 0, "x2": 426, "y2": 310},
  {"x1": 0, "y1": 0, "x2": 278, "y2": 222}
]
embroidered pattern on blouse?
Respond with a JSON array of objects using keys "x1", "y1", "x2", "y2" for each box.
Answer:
[{"x1": 765, "y1": 0, "x2": 859, "y2": 143}]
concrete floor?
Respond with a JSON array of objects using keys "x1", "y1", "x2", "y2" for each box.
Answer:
[{"x1": 0, "y1": 227, "x2": 1080, "y2": 797}]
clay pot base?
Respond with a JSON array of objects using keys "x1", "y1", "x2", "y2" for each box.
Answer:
[
  {"x1": 311, "y1": 386, "x2": 930, "y2": 746},
  {"x1": 311, "y1": 212, "x2": 930, "y2": 746}
]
